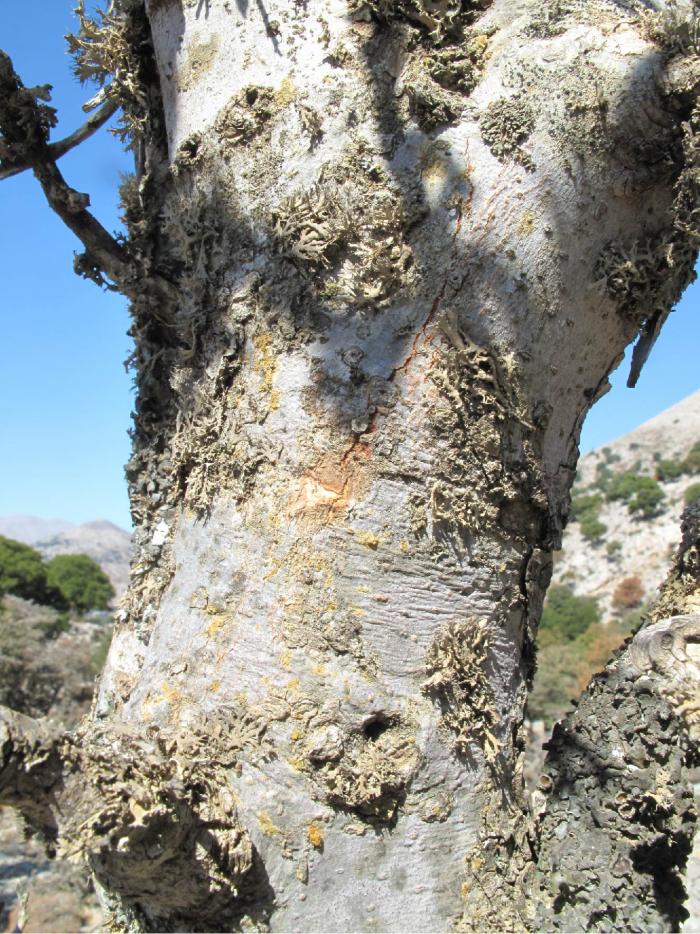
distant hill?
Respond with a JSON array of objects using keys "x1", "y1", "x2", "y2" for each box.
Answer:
[
  {"x1": 0, "y1": 515, "x2": 75, "y2": 543},
  {"x1": 553, "y1": 388, "x2": 700, "y2": 619},
  {"x1": 0, "y1": 516, "x2": 132, "y2": 601}
]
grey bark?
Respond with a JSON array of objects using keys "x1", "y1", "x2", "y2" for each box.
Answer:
[{"x1": 1, "y1": 0, "x2": 700, "y2": 931}]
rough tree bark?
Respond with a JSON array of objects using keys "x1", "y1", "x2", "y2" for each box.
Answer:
[{"x1": 1, "y1": 0, "x2": 700, "y2": 930}]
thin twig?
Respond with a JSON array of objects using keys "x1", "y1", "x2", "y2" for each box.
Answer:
[
  {"x1": 0, "y1": 48, "x2": 176, "y2": 312},
  {"x1": 0, "y1": 98, "x2": 119, "y2": 181}
]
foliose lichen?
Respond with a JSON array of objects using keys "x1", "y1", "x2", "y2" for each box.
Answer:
[{"x1": 480, "y1": 96, "x2": 535, "y2": 169}]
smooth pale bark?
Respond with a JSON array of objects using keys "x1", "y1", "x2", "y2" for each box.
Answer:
[{"x1": 2, "y1": 0, "x2": 700, "y2": 931}]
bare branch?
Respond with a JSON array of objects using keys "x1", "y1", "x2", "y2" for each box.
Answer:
[
  {"x1": 0, "y1": 48, "x2": 176, "y2": 311},
  {"x1": 31, "y1": 156, "x2": 133, "y2": 286},
  {"x1": 0, "y1": 98, "x2": 119, "y2": 182}
]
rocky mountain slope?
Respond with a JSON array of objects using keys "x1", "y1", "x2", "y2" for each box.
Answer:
[
  {"x1": 0, "y1": 516, "x2": 132, "y2": 600},
  {"x1": 553, "y1": 388, "x2": 700, "y2": 619}
]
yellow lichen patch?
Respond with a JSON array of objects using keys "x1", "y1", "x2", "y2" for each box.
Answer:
[
  {"x1": 311, "y1": 662, "x2": 326, "y2": 677},
  {"x1": 208, "y1": 680, "x2": 221, "y2": 693},
  {"x1": 142, "y1": 681, "x2": 185, "y2": 722},
  {"x1": 275, "y1": 76, "x2": 297, "y2": 107},
  {"x1": 420, "y1": 140, "x2": 451, "y2": 183},
  {"x1": 190, "y1": 586, "x2": 209, "y2": 609},
  {"x1": 206, "y1": 613, "x2": 230, "y2": 638},
  {"x1": 517, "y1": 210, "x2": 536, "y2": 235},
  {"x1": 400, "y1": 539, "x2": 410, "y2": 553},
  {"x1": 160, "y1": 682, "x2": 183, "y2": 706},
  {"x1": 422, "y1": 158, "x2": 449, "y2": 186},
  {"x1": 290, "y1": 727, "x2": 303, "y2": 742},
  {"x1": 355, "y1": 530, "x2": 381, "y2": 549},
  {"x1": 258, "y1": 811, "x2": 282, "y2": 836},
  {"x1": 472, "y1": 33, "x2": 490, "y2": 56},
  {"x1": 307, "y1": 822, "x2": 324, "y2": 849},
  {"x1": 128, "y1": 799, "x2": 148, "y2": 824},
  {"x1": 252, "y1": 332, "x2": 279, "y2": 407},
  {"x1": 280, "y1": 650, "x2": 292, "y2": 670},
  {"x1": 177, "y1": 33, "x2": 220, "y2": 92}
]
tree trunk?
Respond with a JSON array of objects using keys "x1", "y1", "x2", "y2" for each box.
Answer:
[{"x1": 2, "y1": 0, "x2": 700, "y2": 930}]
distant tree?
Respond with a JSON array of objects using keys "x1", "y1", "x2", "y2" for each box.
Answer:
[
  {"x1": 0, "y1": 595, "x2": 66, "y2": 715},
  {"x1": 46, "y1": 554, "x2": 115, "y2": 613},
  {"x1": 0, "y1": 535, "x2": 50, "y2": 603},
  {"x1": 539, "y1": 585, "x2": 601, "y2": 645},
  {"x1": 629, "y1": 480, "x2": 666, "y2": 518},
  {"x1": 684, "y1": 482, "x2": 700, "y2": 506},
  {"x1": 684, "y1": 441, "x2": 700, "y2": 473},
  {"x1": 612, "y1": 575, "x2": 645, "y2": 610},
  {"x1": 655, "y1": 457, "x2": 685, "y2": 481}
]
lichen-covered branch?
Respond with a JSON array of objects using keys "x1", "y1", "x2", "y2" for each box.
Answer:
[
  {"x1": 0, "y1": 49, "x2": 132, "y2": 288},
  {"x1": 0, "y1": 98, "x2": 119, "y2": 181},
  {"x1": 531, "y1": 506, "x2": 700, "y2": 932},
  {"x1": 0, "y1": 31, "x2": 175, "y2": 307},
  {"x1": 0, "y1": 706, "x2": 263, "y2": 931}
]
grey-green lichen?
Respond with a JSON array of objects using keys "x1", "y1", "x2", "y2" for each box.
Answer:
[
  {"x1": 424, "y1": 312, "x2": 548, "y2": 554},
  {"x1": 640, "y1": 0, "x2": 700, "y2": 55},
  {"x1": 351, "y1": 0, "x2": 491, "y2": 39},
  {"x1": 301, "y1": 714, "x2": 421, "y2": 823},
  {"x1": 422, "y1": 618, "x2": 501, "y2": 761},
  {"x1": 1, "y1": 715, "x2": 270, "y2": 933},
  {"x1": 532, "y1": 656, "x2": 697, "y2": 932},
  {"x1": 214, "y1": 85, "x2": 275, "y2": 146},
  {"x1": 272, "y1": 184, "x2": 350, "y2": 272},
  {"x1": 271, "y1": 159, "x2": 416, "y2": 306},
  {"x1": 401, "y1": 25, "x2": 493, "y2": 132},
  {"x1": 596, "y1": 96, "x2": 700, "y2": 372},
  {"x1": 480, "y1": 96, "x2": 535, "y2": 168},
  {"x1": 66, "y1": 0, "x2": 152, "y2": 146}
]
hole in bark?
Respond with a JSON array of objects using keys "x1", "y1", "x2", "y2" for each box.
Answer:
[{"x1": 362, "y1": 713, "x2": 392, "y2": 741}]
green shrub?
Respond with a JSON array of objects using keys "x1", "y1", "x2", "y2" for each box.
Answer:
[
  {"x1": 527, "y1": 641, "x2": 582, "y2": 724},
  {"x1": 0, "y1": 535, "x2": 51, "y2": 603},
  {"x1": 655, "y1": 458, "x2": 685, "y2": 481},
  {"x1": 683, "y1": 441, "x2": 700, "y2": 473},
  {"x1": 46, "y1": 554, "x2": 114, "y2": 613},
  {"x1": 605, "y1": 470, "x2": 665, "y2": 517},
  {"x1": 629, "y1": 481, "x2": 665, "y2": 518},
  {"x1": 570, "y1": 493, "x2": 607, "y2": 542},
  {"x1": 593, "y1": 463, "x2": 613, "y2": 493},
  {"x1": 606, "y1": 540, "x2": 622, "y2": 558},
  {"x1": 569, "y1": 493, "x2": 602, "y2": 521},
  {"x1": 580, "y1": 516, "x2": 608, "y2": 542},
  {"x1": 606, "y1": 469, "x2": 650, "y2": 501},
  {"x1": 684, "y1": 482, "x2": 700, "y2": 506},
  {"x1": 88, "y1": 627, "x2": 113, "y2": 675},
  {"x1": 539, "y1": 585, "x2": 601, "y2": 644}
]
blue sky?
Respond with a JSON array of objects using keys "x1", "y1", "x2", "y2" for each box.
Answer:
[{"x1": 0, "y1": 3, "x2": 698, "y2": 531}]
